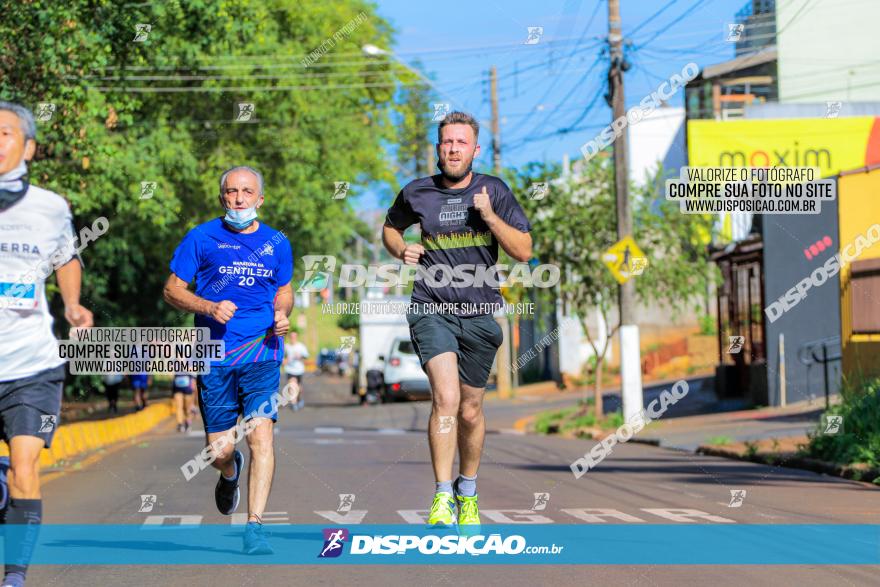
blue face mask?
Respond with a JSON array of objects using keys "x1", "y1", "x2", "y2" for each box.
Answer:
[{"x1": 223, "y1": 206, "x2": 258, "y2": 230}]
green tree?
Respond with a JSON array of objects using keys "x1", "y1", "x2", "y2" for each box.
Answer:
[
  {"x1": 507, "y1": 158, "x2": 715, "y2": 414},
  {"x1": 0, "y1": 0, "x2": 423, "y2": 396}
]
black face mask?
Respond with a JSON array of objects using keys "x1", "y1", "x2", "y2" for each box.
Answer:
[{"x1": 0, "y1": 177, "x2": 29, "y2": 211}]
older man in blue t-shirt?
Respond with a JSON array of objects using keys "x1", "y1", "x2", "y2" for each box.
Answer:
[{"x1": 164, "y1": 165, "x2": 293, "y2": 555}]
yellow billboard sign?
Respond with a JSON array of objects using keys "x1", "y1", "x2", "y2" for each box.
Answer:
[{"x1": 688, "y1": 116, "x2": 880, "y2": 178}]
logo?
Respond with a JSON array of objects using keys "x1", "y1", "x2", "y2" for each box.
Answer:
[
  {"x1": 630, "y1": 257, "x2": 648, "y2": 276},
  {"x1": 259, "y1": 243, "x2": 274, "y2": 257},
  {"x1": 140, "y1": 181, "x2": 157, "y2": 200},
  {"x1": 333, "y1": 182, "x2": 350, "y2": 200},
  {"x1": 432, "y1": 103, "x2": 451, "y2": 122},
  {"x1": 139, "y1": 494, "x2": 157, "y2": 512},
  {"x1": 804, "y1": 235, "x2": 833, "y2": 261},
  {"x1": 236, "y1": 103, "x2": 255, "y2": 122},
  {"x1": 524, "y1": 26, "x2": 544, "y2": 45},
  {"x1": 727, "y1": 335, "x2": 745, "y2": 354},
  {"x1": 338, "y1": 336, "x2": 355, "y2": 353},
  {"x1": 437, "y1": 415, "x2": 456, "y2": 434},
  {"x1": 39, "y1": 414, "x2": 57, "y2": 433},
  {"x1": 529, "y1": 182, "x2": 548, "y2": 201},
  {"x1": 438, "y1": 200, "x2": 468, "y2": 226},
  {"x1": 133, "y1": 23, "x2": 152, "y2": 42},
  {"x1": 822, "y1": 415, "x2": 843, "y2": 435},
  {"x1": 728, "y1": 489, "x2": 746, "y2": 508},
  {"x1": 726, "y1": 23, "x2": 744, "y2": 41},
  {"x1": 36, "y1": 102, "x2": 56, "y2": 122},
  {"x1": 319, "y1": 528, "x2": 349, "y2": 558},
  {"x1": 824, "y1": 101, "x2": 842, "y2": 119},
  {"x1": 217, "y1": 242, "x2": 241, "y2": 250},
  {"x1": 337, "y1": 494, "x2": 355, "y2": 512},
  {"x1": 531, "y1": 492, "x2": 550, "y2": 511},
  {"x1": 299, "y1": 255, "x2": 336, "y2": 292}
]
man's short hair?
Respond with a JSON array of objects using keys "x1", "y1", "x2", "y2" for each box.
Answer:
[
  {"x1": 219, "y1": 165, "x2": 264, "y2": 195},
  {"x1": 0, "y1": 102, "x2": 37, "y2": 142},
  {"x1": 437, "y1": 111, "x2": 479, "y2": 143}
]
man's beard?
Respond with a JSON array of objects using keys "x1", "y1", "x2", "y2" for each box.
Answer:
[{"x1": 438, "y1": 157, "x2": 473, "y2": 182}]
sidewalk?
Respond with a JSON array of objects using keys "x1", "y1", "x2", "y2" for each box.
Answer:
[
  {"x1": 506, "y1": 378, "x2": 831, "y2": 452},
  {"x1": 636, "y1": 399, "x2": 828, "y2": 451}
]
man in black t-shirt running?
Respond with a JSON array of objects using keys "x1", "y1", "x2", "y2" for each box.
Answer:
[{"x1": 382, "y1": 111, "x2": 532, "y2": 529}]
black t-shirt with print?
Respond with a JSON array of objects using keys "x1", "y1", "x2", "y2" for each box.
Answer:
[{"x1": 385, "y1": 172, "x2": 531, "y2": 316}]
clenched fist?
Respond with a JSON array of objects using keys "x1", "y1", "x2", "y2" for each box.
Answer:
[
  {"x1": 210, "y1": 300, "x2": 237, "y2": 324},
  {"x1": 273, "y1": 310, "x2": 290, "y2": 337},
  {"x1": 403, "y1": 243, "x2": 426, "y2": 265},
  {"x1": 65, "y1": 303, "x2": 94, "y2": 329},
  {"x1": 473, "y1": 186, "x2": 495, "y2": 221}
]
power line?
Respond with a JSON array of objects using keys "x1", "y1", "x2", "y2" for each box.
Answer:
[
  {"x1": 627, "y1": 0, "x2": 680, "y2": 38},
  {"x1": 631, "y1": 0, "x2": 715, "y2": 50}
]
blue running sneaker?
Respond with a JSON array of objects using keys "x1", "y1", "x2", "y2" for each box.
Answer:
[
  {"x1": 243, "y1": 521, "x2": 274, "y2": 555},
  {"x1": 215, "y1": 450, "x2": 243, "y2": 515}
]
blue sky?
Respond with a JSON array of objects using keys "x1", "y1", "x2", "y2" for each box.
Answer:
[{"x1": 360, "y1": 0, "x2": 749, "y2": 210}]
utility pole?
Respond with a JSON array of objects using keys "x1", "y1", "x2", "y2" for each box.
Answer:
[
  {"x1": 425, "y1": 142, "x2": 435, "y2": 175},
  {"x1": 608, "y1": 0, "x2": 643, "y2": 421},
  {"x1": 490, "y1": 65, "x2": 501, "y2": 172},
  {"x1": 489, "y1": 64, "x2": 512, "y2": 398}
]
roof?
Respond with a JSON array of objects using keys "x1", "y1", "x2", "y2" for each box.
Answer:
[{"x1": 701, "y1": 47, "x2": 777, "y2": 80}]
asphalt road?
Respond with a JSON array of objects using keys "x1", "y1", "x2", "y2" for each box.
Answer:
[{"x1": 29, "y1": 372, "x2": 880, "y2": 586}]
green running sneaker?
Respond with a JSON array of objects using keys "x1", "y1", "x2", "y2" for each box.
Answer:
[
  {"x1": 453, "y1": 478, "x2": 481, "y2": 531},
  {"x1": 427, "y1": 492, "x2": 456, "y2": 526}
]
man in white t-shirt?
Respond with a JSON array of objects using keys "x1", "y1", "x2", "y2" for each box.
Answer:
[
  {"x1": 0, "y1": 102, "x2": 93, "y2": 587},
  {"x1": 282, "y1": 331, "x2": 308, "y2": 411}
]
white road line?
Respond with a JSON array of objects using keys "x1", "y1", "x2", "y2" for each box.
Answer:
[
  {"x1": 377, "y1": 428, "x2": 406, "y2": 435},
  {"x1": 314, "y1": 426, "x2": 345, "y2": 434}
]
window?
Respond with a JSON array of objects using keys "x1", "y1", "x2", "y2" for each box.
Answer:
[{"x1": 850, "y1": 258, "x2": 880, "y2": 334}]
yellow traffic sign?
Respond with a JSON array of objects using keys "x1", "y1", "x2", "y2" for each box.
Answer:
[{"x1": 602, "y1": 236, "x2": 648, "y2": 284}]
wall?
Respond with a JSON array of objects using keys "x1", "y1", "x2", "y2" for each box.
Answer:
[
  {"x1": 838, "y1": 166, "x2": 880, "y2": 378},
  {"x1": 776, "y1": 0, "x2": 880, "y2": 103},
  {"x1": 628, "y1": 107, "x2": 686, "y2": 186},
  {"x1": 762, "y1": 199, "x2": 842, "y2": 405}
]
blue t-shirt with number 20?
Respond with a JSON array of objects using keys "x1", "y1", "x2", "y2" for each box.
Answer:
[{"x1": 170, "y1": 218, "x2": 293, "y2": 366}]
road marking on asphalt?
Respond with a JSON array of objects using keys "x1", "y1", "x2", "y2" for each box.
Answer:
[
  {"x1": 641, "y1": 508, "x2": 736, "y2": 523},
  {"x1": 142, "y1": 515, "x2": 204, "y2": 528},
  {"x1": 561, "y1": 508, "x2": 646, "y2": 523},
  {"x1": 395, "y1": 508, "x2": 737, "y2": 524},
  {"x1": 377, "y1": 428, "x2": 406, "y2": 435},
  {"x1": 315, "y1": 510, "x2": 369, "y2": 524},
  {"x1": 141, "y1": 507, "x2": 742, "y2": 527},
  {"x1": 303, "y1": 438, "x2": 375, "y2": 445},
  {"x1": 497, "y1": 428, "x2": 526, "y2": 435},
  {"x1": 231, "y1": 511, "x2": 290, "y2": 525},
  {"x1": 315, "y1": 427, "x2": 345, "y2": 434},
  {"x1": 480, "y1": 510, "x2": 555, "y2": 524}
]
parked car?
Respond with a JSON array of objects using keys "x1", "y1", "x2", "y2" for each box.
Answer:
[{"x1": 381, "y1": 336, "x2": 430, "y2": 402}]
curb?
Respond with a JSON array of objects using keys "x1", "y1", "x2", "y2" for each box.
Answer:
[
  {"x1": 0, "y1": 401, "x2": 173, "y2": 468},
  {"x1": 696, "y1": 445, "x2": 880, "y2": 485},
  {"x1": 512, "y1": 415, "x2": 534, "y2": 433}
]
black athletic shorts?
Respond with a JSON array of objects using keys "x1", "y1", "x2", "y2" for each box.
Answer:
[
  {"x1": 406, "y1": 307, "x2": 503, "y2": 389},
  {"x1": 0, "y1": 364, "x2": 65, "y2": 448}
]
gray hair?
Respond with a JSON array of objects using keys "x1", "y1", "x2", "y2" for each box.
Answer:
[
  {"x1": 219, "y1": 165, "x2": 264, "y2": 195},
  {"x1": 0, "y1": 101, "x2": 37, "y2": 141}
]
